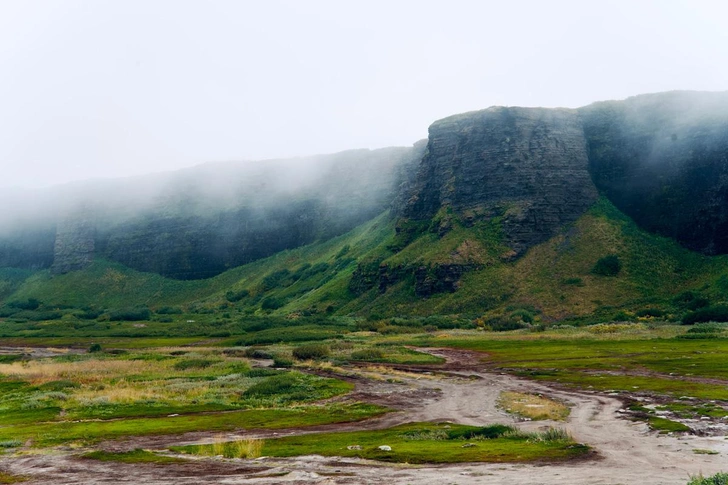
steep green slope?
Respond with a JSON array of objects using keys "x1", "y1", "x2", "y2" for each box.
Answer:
[{"x1": 2, "y1": 199, "x2": 727, "y2": 323}]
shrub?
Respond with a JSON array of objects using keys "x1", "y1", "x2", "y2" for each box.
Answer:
[
  {"x1": 173, "y1": 359, "x2": 216, "y2": 370},
  {"x1": 446, "y1": 424, "x2": 514, "y2": 440},
  {"x1": 509, "y1": 309, "x2": 534, "y2": 324},
  {"x1": 15, "y1": 310, "x2": 63, "y2": 321},
  {"x1": 688, "y1": 473, "x2": 728, "y2": 485},
  {"x1": 612, "y1": 311, "x2": 635, "y2": 322},
  {"x1": 108, "y1": 308, "x2": 151, "y2": 321},
  {"x1": 686, "y1": 323, "x2": 725, "y2": 334},
  {"x1": 636, "y1": 308, "x2": 665, "y2": 318},
  {"x1": 673, "y1": 291, "x2": 710, "y2": 310},
  {"x1": 243, "y1": 348, "x2": 274, "y2": 359},
  {"x1": 292, "y1": 344, "x2": 330, "y2": 361},
  {"x1": 272, "y1": 355, "x2": 293, "y2": 368},
  {"x1": 77, "y1": 308, "x2": 104, "y2": 319},
  {"x1": 261, "y1": 270, "x2": 292, "y2": 291},
  {"x1": 682, "y1": 305, "x2": 728, "y2": 325},
  {"x1": 261, "y1": 297, "x2": 284, "y2": 311},
  {"x1": 482, "y1": 317, "x2": 528, "y2": 332},
  {"x1": 350, "y1": 349, "x2": 384, "y2": 361},
  {"x1": 243, "y1": 373, "x2": 299, "y2": 397},
  {"x1": 88, "y1": 343, "x2": 103, "y2": 353},
  {"x1": 156, "y1": 306, "x2": 183, "y2": 314},
  {"x1": 8, "y1": 298, "x2": 41, "y2": 310},
  {"x1": 592, "y1": 255, "x2": 621, "y2": 276},
  {"x1": 225, "y1": 290, "x2": 249, "y2": 303},
  {"x1": 244, "y1": 368, "x2": 280, "y2": 378}
]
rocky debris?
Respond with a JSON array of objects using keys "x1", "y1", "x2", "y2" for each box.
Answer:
[{"x1": 377, "y1": 445, "x2": 392, "y2": 451}]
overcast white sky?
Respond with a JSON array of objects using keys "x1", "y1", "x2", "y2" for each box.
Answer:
[{"x1": 1, "y1": 0, "x2": 727, "y2": 188}]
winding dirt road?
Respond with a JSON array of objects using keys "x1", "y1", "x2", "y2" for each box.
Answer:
[{"x1": 3, "y1": 348, "x2": 727, "y2": 484}]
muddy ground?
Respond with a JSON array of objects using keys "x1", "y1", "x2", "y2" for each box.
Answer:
[{"x1": 2, "y1": 348, "x2": 727, "y2": 484}]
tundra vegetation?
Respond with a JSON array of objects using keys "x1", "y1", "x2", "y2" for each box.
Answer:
[{"x1": 1, "y1": 188, "x2": 728, "y2": 476}]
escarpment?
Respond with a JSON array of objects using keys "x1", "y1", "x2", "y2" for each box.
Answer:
[
  {"x1": 398, "y1": 106, "x2": 599, "y2": 257},
  {"x1": 580, "y1": 91, "x2": 728, "y2": 255},
  {"x1": 2, "y1": 91, "x2": 728, "y2": 282}
]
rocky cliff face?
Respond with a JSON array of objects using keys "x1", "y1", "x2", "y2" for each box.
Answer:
[
  {"x1": 51, "y1": 209, "x2": 95, "y2": 274},
  {"x1": 3, "y1": 91, "x2": 727, "y2": 281},
  {"x1": 580, "y1": 91, "x2": 728, "y2": 255},
  {"x1": 398, "y1": 107, "x2": 599, "y2": 256},
  {"x1": 0, "y1": 146, "x2": 420, "y2": 279}
]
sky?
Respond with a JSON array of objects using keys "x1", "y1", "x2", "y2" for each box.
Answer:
[{"x1": 1, "y1": 0, "x2": 727, "y2": 189}]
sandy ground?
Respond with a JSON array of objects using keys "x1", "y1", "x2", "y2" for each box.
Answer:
[{"x1": 2, "y1": 348, "x2": 727, "y2": 484}]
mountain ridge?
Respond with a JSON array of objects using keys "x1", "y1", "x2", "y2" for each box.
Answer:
[{"x1": 1, "y1": 90, "x2": 728, "y2": 323}]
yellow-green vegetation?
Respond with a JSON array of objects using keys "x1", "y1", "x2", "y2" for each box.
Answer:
[
  {"x1": 188, "y1": 436, "x2": 263, "y2": 459},
  {"x1": 0, "y1": 471, "x2": 26, "y2": 484},
  {"x1": 82, "y1": 449, "x2": 187, "y2": 464},
  {"x1": 394, "y1": 325, "x2": 728, "y2": 429},
  {"x1": 692, "y1": 449, "x2": 720, "y2": 455},
  {"x1": 0, "y1": 403, "x2": 383, "y2": 446},
  {"x1": 0, "y1": 348, "x2": 385, "y2": 446},
  {"x1": 416, "y1": 327, "x2": 728, "y2": 399},
  {"x1": 173, "y1": 422, "x2": 588, "y2": 464},
  {"x1": 688, "y1": 473, "x2": 728, "y2": 485},
  {"x1": 497, "y1": 392, "x2": 570, "y2": 421}
]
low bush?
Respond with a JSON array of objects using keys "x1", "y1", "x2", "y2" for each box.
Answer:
[
  {"x1": 350, "y1": 349, "x2": 384, "y2": 361},
  {"x1": 561, "y1": 277, "x2": 584, "y2": 286},
  {"x1": 243, "y1": 373, "x2": 299, "y2": 397},
  {"x1": 156, "y1": 306, "x2": 183, "y2": 314},
  {"x1": 686, "y1": 323, "x2": 726, "y2": 334},
  {"x1": 682, "y1": 305, "x2": 728, "y2": 325},
  {"x1": 674, "y1": 291, "x2": 710, "y2": 310},
  {"x1": 482, "y1": 317, "x2": 528, "y2": 332},
  {"x1": 272, "y1": 355, "x2": 293, "y2": 368},
  {"x1": 244, "y1": 368, "x2": 280, "y2": 378},
  {"x1": 636, "y1": 308, "x2": 665, "y2": 318},
  {"x1": 592, "y1": 255, "x2": 621, "y2": 276},
  {"x1": 242, "y1": 348, "x2": 274, "y2": 359},
  {"x1": 687, "y1": 473, "x2": 728, "y2": 485},
  {"x1": 225, "y1": 290, "x2": 249, "y2": 302},
  {"x1": 77, "y1": 308, "x2": 104, "y2": 319},
  {"x1": 261, "y1": 297, "x2": 284, "y2": 311},
  {"x1": 108, "y1": 308, "x2": 151, "y2": 321},
  {"x1": 8, "y1": 298, "x2": 41, "y2": 310},
  {"x1": 292, "y1": 344, "x2": 330, "y2": 361},
  {"x1": 173, "y1": 359, "x2": 216, "y2": 370},
  {"x1": 446, "y1": 424, "x2": 514, "y2": 440}
]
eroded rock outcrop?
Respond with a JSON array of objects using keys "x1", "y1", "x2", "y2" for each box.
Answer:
[
  {"x1": 51, "y1": 209, "x2": 95, "y2": 274},
  {"x1": 580, "y1": 91, "x2": 728, "y2": 255},
  {"x1": 398, "y1": 107, "x2": 599, "y2": 257}
]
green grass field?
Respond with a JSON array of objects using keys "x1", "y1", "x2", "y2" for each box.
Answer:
[{"x1": 174, "y1": 422, "x2": 589, "y2": 464}]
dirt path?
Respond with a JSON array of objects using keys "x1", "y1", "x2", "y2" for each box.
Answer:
[{"x1": 3, "y1": 348, "x2": 727, "y2": 484}]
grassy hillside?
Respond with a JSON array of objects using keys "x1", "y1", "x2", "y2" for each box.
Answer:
[{"x1": 2, "y1": 199, "x2": 727, "y2": 325}]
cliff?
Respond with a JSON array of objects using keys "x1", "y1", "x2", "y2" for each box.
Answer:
[
  {"x1": 398, "y1": 107, "x2": 599, "y2": 257},
  {"x1": 580, "y1": 91, "x2": 728, "y2": 255},
  {"x1": 2, "y1": 90, "x2": 728, "y2": 283},
  {"x1": 0, "y1": 146, "x2": 421, "y2": 279}
]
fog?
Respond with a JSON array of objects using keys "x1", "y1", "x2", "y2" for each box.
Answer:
[{"x1": 1, "y1": 0, "x2": 727, "y2": 189}]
